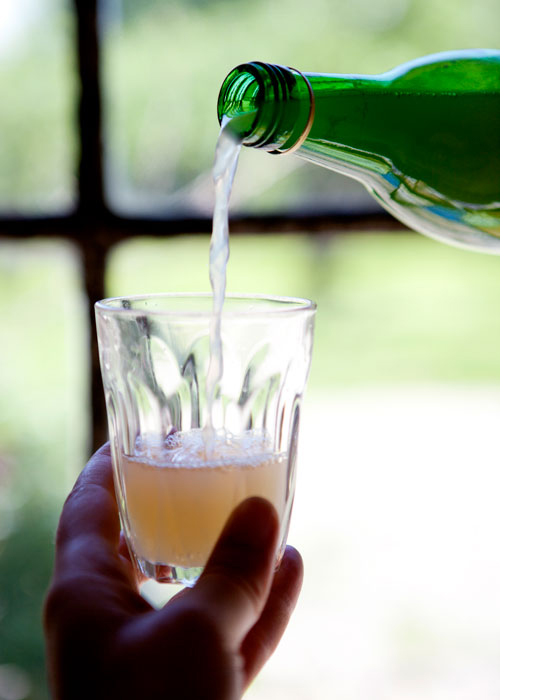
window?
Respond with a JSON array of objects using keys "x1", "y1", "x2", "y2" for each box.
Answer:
[{"x1": 0, "y1": 1, "x2": 499, "y2": 698}]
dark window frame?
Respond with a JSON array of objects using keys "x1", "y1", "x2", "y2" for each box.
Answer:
[{"x1": 0, "y1": 0, "x2": 404, "y2": 450}]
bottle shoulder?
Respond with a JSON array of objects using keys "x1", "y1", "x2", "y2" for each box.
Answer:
[{"x1": 305, "y1": 49, "x2": 500, "y2": 95}]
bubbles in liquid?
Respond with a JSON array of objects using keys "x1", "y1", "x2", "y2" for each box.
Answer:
[{"x1": 134, "y1": 429, "x2": 285, "y2": 469}]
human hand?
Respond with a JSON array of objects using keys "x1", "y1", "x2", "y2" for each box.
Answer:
[{"x1": 43, "y1": 443, "x2": 303, "y2": 699}]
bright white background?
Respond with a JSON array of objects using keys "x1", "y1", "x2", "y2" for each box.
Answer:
[
  {"x1": 249, "y1": 386, "x2": 499, "y2": 698},
  {"x1": 500, "y1": 3, "x2": 550, "y2": 698}
]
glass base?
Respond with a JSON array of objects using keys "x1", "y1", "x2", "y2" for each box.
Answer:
[
  {"x1": 135, "y1": 553, "x2": 204, "y2": 587},
  {"x1": 133, "y1": 534, "x2": 289, "y2": 606}
]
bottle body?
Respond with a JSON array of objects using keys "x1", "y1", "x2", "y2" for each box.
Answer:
[{"x1": 218, "y1": 51, "x2": 500, "y2": 253}]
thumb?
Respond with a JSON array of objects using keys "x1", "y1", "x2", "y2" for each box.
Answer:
[{"x1": 159, "y1": 497, "x2": 280, "y2": 648}]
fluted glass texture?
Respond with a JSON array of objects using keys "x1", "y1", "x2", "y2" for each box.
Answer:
[{"x1": 95, "y1": 293, "x2": 316, "y2": 586}]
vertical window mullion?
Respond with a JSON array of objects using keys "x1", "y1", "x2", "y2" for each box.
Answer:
[
  {"x1": 74, "y1": 0, "x2": 105, "y2": 216},
  {"x1": 74, "y1": 0, "x2": 109, "y2": 449}
]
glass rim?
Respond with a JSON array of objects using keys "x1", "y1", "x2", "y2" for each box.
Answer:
[{"x1": 95, "y1": 292, "x2": 317, "y2": 319}]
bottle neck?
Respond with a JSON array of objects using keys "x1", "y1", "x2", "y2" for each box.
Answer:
[{"x1": 217, "y1": 62, "x2": 315, "y2": 154}]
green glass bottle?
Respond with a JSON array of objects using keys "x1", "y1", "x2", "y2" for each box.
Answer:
[{"x1": 217, "y1": 50, "x2": 500, "y2": 253}]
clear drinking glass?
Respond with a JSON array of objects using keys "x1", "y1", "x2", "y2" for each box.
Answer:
[{"x1": 95, "y1": 293, "x2": 316, "y2": 587}]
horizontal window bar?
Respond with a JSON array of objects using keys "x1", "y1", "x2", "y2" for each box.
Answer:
[{"x1": 0, "y1": 210, "x2": 406, "y2": 241}]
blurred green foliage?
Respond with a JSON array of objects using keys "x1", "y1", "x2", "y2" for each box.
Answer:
[
  {"x1": 0, "y1": 0, "x2": 76, "y2": 212},
  {"x1": 108, "y1": 232, "x2": 499, "y2": 388},
  {"x1": 0, "y1": 242, "x2": 88, "y2": 700}
]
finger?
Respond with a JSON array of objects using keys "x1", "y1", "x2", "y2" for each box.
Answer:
[
  {"x1": 159, "y1": 497, "x2": 280, "y2": 648},
  {"x1": 241, "y1": 546, "x2": 304, "y2": 688},
  {"x1": 54, "y1": 442, "x2": 125, "y2": 582},
  {"x1": 44, "y1": 443, "x2": 151, "y2": 647}
]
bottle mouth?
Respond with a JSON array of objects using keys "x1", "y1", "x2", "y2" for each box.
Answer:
[
  {"x1": 217, "y1": 62, "x2": 314, "y2": 153},
  {"x1": 217, "y1": 65, "x2": 263, "y2": 142}
]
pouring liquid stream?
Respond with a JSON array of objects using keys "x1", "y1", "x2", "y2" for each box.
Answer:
[{"x1": 204, "y1": 116, "x2": 244, "y2": 451}]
